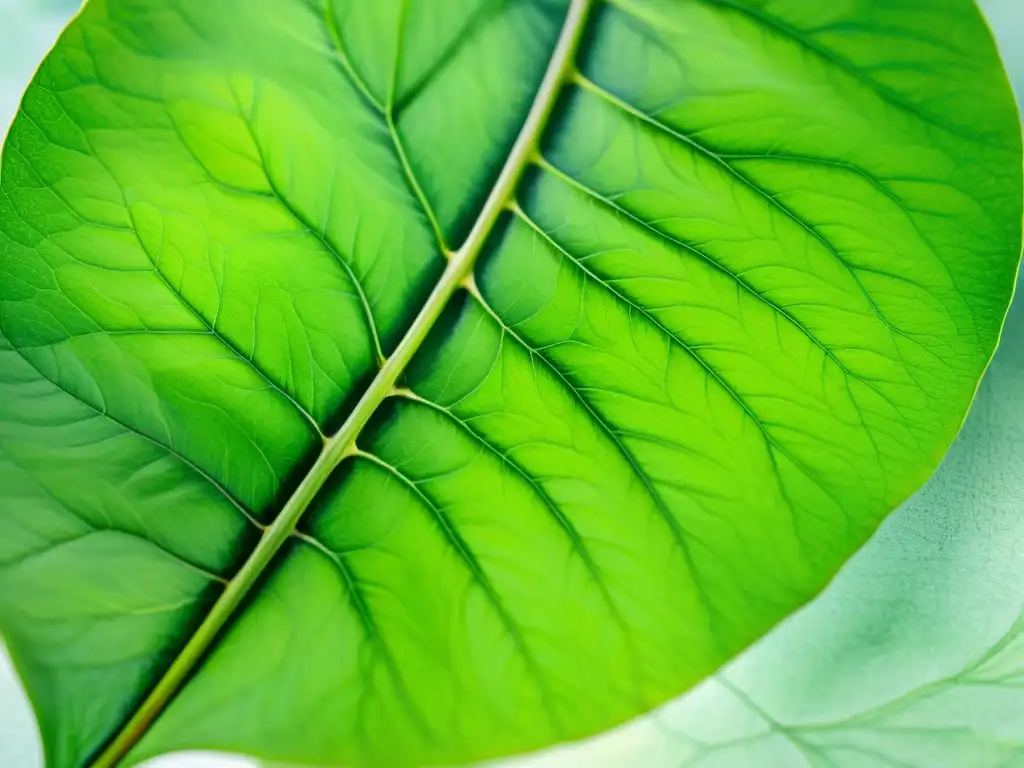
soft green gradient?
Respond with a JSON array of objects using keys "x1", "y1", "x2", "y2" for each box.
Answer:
[{"x1": 0, "y1": 2, "x2": 1021, "y2": 768}]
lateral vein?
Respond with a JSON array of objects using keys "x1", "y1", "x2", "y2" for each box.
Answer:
[{"x1": 88, "y1": 0, "x2": 594, "y2": 765}]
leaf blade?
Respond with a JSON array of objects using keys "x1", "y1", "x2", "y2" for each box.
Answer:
[{"x1": 0, "y1": 1, "x2": 1019, "y2": 767}]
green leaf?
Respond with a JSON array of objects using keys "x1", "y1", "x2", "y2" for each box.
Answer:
[
  {"x1": 0, "y1": 1, "x2": 1019, "y2": 767},
  {"x1": 499, "y1": 4, "x2": 1024, "y2": 766},
  {"x1": 510, "y1": 258, "x2": 1024, "y2": 768}
]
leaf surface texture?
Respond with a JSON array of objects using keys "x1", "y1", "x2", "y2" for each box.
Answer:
[{"x1": 0, "y1": 0, "x2": 1019, "y2": 766}]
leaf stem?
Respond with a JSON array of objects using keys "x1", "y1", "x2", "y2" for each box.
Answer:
[{"x1": 88, "y1": 0, "x2": 594, "y2": 765}]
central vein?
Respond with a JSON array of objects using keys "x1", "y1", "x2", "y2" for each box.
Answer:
[{"x1": 90, "y1": 0, "x2": 594, "y2": 765}]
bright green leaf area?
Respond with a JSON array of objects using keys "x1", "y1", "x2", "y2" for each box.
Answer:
[
  {"x1": 0, "y1": 1, "x2": 1019, "y2": 767},
  {"x1": 665, "y1": 284, "x2": 1024, "y2": 767},
  {"x1": 517, "y1": 246, "x2": 1024, "y2": 768}
]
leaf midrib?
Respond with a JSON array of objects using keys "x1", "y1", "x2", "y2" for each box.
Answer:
[{"x1": 88, "y1": 0, "x2": 594, "y2": 764}]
